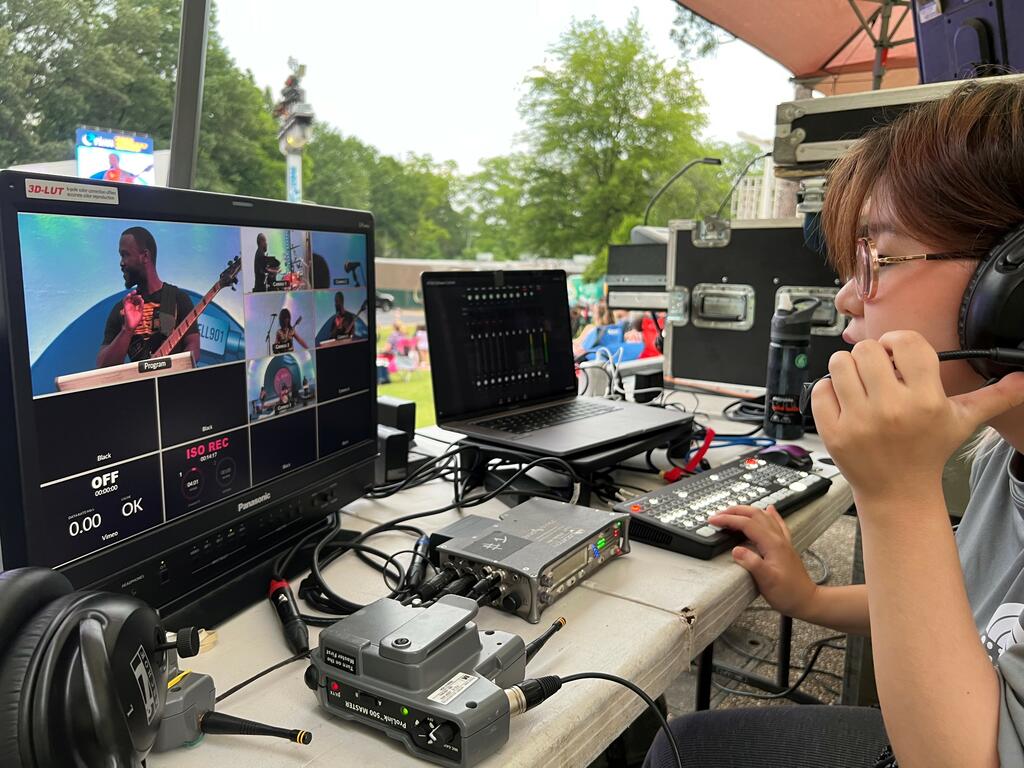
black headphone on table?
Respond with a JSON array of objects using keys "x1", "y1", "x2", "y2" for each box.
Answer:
[
  {"x1": 0, "y1": 568, "x2": 173, "y2": 768},
  {"x1": 801, "y1": 221, "x2": 1024, "y2": 414}
]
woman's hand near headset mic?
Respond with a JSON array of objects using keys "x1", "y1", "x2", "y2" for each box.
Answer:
[
  {"x1": 707, "y1": 330, "x2": 1024, "y2": 636},
  {"x1": 811, "y1": 330, "x2": 1024, "y2": 509}
]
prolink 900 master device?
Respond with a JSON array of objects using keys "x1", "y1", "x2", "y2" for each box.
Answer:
[{"x1": 306, "y1": 595, "x2": 525, "y2": 767}]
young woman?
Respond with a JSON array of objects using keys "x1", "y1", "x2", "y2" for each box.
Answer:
[{"x1": 645, "y1": 79, "x2": 1024, "y2": 768}]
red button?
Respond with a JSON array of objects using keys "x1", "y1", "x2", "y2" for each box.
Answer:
[
  {"x1": 744, "y1": 459, "x2": 758, "y2": 468},
  {"x1": 330, "y1": 681, "x2": 340, "y2": 692},
  {"x1": 630, "y1": 504, "x2": 642, "y2": 512}
]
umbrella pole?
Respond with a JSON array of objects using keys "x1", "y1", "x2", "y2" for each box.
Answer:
[{"x1": 871, "y1": 1, "x2": 894, "y2": 90}]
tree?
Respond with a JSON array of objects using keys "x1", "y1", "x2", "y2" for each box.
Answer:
[
  {"x1": 306, "y1": 125, "x2": 468, "y2": 260},
  {"x1": 515, "y1": 13, "x2": 715, "y2": 260},
  {"x1": 671, "y1": 6, "x2": 729, "y2": 60},
  {"x1": 305, "y1": 124, "x2": 377, "y2": 210},
  {"x1": 462, "y1": 154, "x2": 530, "y2": 260},
  {"x1": 0, "y1": 0, "x2": 283, "y2": 197}
]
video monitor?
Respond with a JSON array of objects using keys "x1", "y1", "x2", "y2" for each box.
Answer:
[{"x1": 0, "y1": 172, "x2": 376, "y2": 618}]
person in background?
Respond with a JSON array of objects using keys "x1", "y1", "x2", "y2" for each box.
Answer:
[{"x1": 414, "y1": 324, "x2": 430, "y2": 367}]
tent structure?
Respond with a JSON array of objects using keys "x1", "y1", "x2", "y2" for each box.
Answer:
[{"x1": 674, "y1": 0, "x2": 920, "y2": 95}]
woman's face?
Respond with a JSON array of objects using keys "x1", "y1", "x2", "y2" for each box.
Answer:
[{"x1": 834, "y1": 202, "x2": 984, "y2": 397}]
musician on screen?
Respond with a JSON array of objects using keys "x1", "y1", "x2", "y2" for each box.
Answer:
[
  {"x1": 275, "y1": 308, "x2": 308, "y2": 351},
  {"x1": 96, "y1": 227, "x2": 201, "y2": 367}
]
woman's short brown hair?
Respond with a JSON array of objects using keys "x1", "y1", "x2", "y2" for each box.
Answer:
[{"x1": 822, "y1": 78, "x2": 1024, "y2": 279}]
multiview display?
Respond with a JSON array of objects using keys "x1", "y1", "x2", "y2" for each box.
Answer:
[{"x1": 18, "y1": 212, "x2": 373, "y2": 567}]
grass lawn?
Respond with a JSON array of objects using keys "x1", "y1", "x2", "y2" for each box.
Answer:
[{"x1": 378, "y1": 368, "x2": 436, "y2": 428}]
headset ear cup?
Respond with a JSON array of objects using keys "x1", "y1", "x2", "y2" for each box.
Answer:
[
  {"x1": 0, "y1": 592, "x2": 82, "y2": 768},
  {"x1": 959, "y1": 223, "x2": 1024, "y2": 379},
  {"x1": 0, "y1": 568, "x2": 73, "y2": 660},
  {"x1": 958, "y1": 258, "x2": 987, "y2": 355}
]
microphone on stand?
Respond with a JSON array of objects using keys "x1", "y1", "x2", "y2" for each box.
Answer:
[
  {"x1": 643, "y1": 157, "x2": 722, "y2": 226},
  {"x1": 265, "y1": 313, "x2": 278, "y2": 356},
  {"x1": 344, "y1": 261, "x2": 362, "y2": 287}
]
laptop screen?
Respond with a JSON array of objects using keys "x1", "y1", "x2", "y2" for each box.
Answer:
[{"x1": 422, "y1": 270, "x2": 577, "y2": 422}]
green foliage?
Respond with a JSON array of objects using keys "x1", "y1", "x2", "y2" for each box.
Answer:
[
  {"x1": 306, "y1": 125, "x2": 468, "y2": 259},
  {"x1": 516, "y1": 13, "x2": 709, "y2": 258},
  {"x1": 305, "y1": 124, "x2": 376, "y2": 209},
  {"x1": 0, "y1": 0, "x2": 283, "y2": 196},
  {"x1": 670, "y1": 6, "x2": 727, "y2": 60},
  {"x1": 462, "y1": 155, "x2": 530, "y2": 260}
]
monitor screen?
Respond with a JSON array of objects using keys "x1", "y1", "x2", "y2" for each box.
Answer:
[
  {"x1": 0, "y1": 173, "x2": 376, "y2": 614},
  {"x1": 421, "y1": 270, "x2": 576, "y2": 422}
]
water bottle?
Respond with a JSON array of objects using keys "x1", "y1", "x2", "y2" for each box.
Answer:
[{"x1": 764, "y1": 296, "x2": 821, "y2": 440}]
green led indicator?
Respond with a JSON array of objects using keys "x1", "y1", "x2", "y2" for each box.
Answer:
[
  {"x1": 402, "y1": 707, "x2": 410, "y2": 717},
  {"x1": 596, "y1": 538, "x2": 607, "y2": 549}
]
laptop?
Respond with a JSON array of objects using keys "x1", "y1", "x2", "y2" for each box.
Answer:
[{"x1": 421, "y1": 269, "x2": 689, "y2": 456}]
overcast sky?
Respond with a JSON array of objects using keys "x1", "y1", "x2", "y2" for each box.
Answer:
[{"x1": 213, "y1": 1, "x2": 796, "y2": 173}]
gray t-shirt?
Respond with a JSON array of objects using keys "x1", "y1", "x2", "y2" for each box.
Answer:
[{"x1": 958, "y1": 436, "x2": 1024, "y2": 765}]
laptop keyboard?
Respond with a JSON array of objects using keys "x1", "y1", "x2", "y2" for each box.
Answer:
[{"x1": 476, "y1": 400, "x2": 616, "y2": 434}]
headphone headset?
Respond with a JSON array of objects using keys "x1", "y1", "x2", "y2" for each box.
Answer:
[
  {"x1": 958, "y1": 222, "x2": 1024, "y2": 380},
  {"x1": 0, "y1": 568, "x2": 170, "y2": 768}
]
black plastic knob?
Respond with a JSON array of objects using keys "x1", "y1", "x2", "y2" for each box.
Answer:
[
  {"x1": 501, "y1": 592, "x2": 522, "y2": 613},
  {"x1": 175, "y1": 627, "x2": 201, "y2": 658}
]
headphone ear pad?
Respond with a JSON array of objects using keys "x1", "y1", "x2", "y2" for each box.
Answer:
[
  {"x1": 0, "y1": 568, "x2": 73, "y2": 660},
  {"x1": 958, "y1": 259, "x2": 986, "y2": 352},
  {"x1": 0, "y1": 592, "x2": 81, "y2": 767},
  {"x1": 959, "y1": 223, "x2": 1024, "y2": 379}
]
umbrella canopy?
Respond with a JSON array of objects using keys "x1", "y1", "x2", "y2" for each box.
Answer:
[{"x1": 675, "y1": 0, "x2": 920, "y2": 95}]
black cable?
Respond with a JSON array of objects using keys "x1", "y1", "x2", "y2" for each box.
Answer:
[
  {"x1": 273, "y1": 517, "x2": 334, "y2": 578},
  {"x1": 722, "y1": 398, "x2": 766, "y2": 426},
  {"x1": 215, "y1": 650, "x2": 310, "y2": 703},
  {"x1": 717, "y1": 633, "x2": 845, "y2": 683},
  {"x1": 380, "y1": 548, "x2": 423, "y2": 594},
  {"x1": 366, "y1": 445, "x2": 473, "y2": 498},
  {"x1": 299, "y1": 517, "x2": 410, "y2": 615},
  {"x1": 296, "y1": 454, "x2": 583, "y2": 618},
  {"x1": 714, "y1": 151, "x2": 771, "y2": 218},
  {"x1": 643, "y1": 157, "x2": 722, "y2": 226},
  {"x1": 711, "y1": 634, "x2": 845, "y2": 700},
  {"x1": 559, "y1": 673, "x2": 682, "y2": 768},
  {"x1": 644, "y1": 449, "x2": 658, "y2": 473}
]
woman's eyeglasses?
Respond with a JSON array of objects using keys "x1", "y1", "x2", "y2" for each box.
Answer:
[{"x1": 855, "y1": 236, "x2": 959, "y2": 300}]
